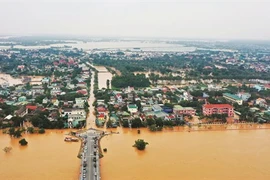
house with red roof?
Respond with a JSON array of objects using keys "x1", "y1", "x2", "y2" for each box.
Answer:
[
  {"x1": 77, "y1": 89, "x2": 88, "y2": 96},
  {"x1": 97, "y1": 106, "x2": 106, "y2": 115},
  {"x1": 203, "y1": 104, "x2": 234, "y2": 117},
  {"x1": 115, "y1": 94, "x2": 123, "y2": 103},
  {"x1": 59, "y1": 59, "x2": 67, "y2": 64},
  {"x1": 97, "y1": 113, "x2": 105, "y2": 121},
  {"x1": 264, "y1": 84, "x2": 270, "y2": 90},
  {"x1": 164, "y1": 114, "x2": 176, "y2": 121},
  {"x1": 26, "y1": 105, "x2": 38, "y2": 111},
  {"x1": 53, "y1": 62, "x2": 59, "y2": 66},
  {"x1": 0, "y1": 98, "x2": 5, "y2": 104}
]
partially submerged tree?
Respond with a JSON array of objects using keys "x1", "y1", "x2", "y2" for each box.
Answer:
[
  {"x1": 3, "y1": 147, "x2": 12, "y2": 153},
  {"x1": 38, "y1": 128, "x2": 45, "y2": 134},
  {"x1": 19, "y1": 138, "x2": 28, "y2": 146},
  {"x1": 133, "y1": 139, "x2": 149, "y2": 150},
  {"x1": 27, "y1": 127, "x2": 34, "y2": 134}
]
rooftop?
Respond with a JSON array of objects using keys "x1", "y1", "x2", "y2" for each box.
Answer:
[
  {"x1": 128, "y1": 104, "x2": 137, "y2": 109},
  {"x1": 223, "y1": 93, "x2": 242, "y2": 100},
  {"x1": 203, "y1": 104, "x2": 233, "y2": 109}
]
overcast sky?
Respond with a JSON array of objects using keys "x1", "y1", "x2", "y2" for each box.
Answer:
[{"x1": 0, "y1": 0, "x2": 270, "y2": 40}]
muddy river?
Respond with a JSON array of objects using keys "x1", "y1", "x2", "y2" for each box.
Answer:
[
  {"x1": 1, "y1": 127, "x2": 270, "y2": 180},
  {"x1": 100, "y1": 127, "x2": 270, "y2": 180},
  {"x1": 0, "y1": 130, "x2": 80, "y2": 180}
]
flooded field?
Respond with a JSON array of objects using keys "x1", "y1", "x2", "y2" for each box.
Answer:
[
  {"x1": 100, "y1": 127, "x2": 270, "y2": 180},
  {"x1": 0, "y1": 130, "x2": 80, "y2": 180},
  {"x1": 0, "y1": 73, "x2": 22, "y2": 86},
  {"x1": 95, "y1": 66, "x2": 112, "y2": 89}
]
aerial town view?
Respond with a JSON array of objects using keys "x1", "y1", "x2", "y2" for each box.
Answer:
[{"x1": 0, "y1": 0, "x2": 270, "y2": 180}]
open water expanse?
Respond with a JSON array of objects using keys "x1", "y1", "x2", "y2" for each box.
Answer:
[
  {"x1": 0, "y1": 41, "x2": 196, "y2": 52},
  {"x1": 1, "y1": 127, "x2": 270, "y2": 180}
]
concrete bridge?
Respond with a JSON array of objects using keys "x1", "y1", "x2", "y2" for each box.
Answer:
[{"x1": 79, "y1": 129, "x2": 101, "y2": 180}]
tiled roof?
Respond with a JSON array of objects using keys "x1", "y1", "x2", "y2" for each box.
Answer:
[
  {"x1": 26, "y1": 105, "x2": 37, "y2": 110},
  {"x1": 203, "y1": 104, "x2": 233, "y2": 109}
]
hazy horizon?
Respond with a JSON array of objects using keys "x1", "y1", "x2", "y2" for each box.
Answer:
[{"x1": 1, "y1": 0, "x2": 270, "y2": 40}]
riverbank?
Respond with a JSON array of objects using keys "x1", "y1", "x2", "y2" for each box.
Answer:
[{"x1": 104, "y1": 123, "x2": 270, "y2": 134}]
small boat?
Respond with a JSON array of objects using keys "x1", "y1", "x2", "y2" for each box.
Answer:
[{"x1": 64, "y1": 137, "x2": 79, "y2": 142}]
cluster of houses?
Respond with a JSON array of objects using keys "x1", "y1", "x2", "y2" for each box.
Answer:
[
  {"x1": 0, "y1": 55, "x2": 92, "y2": 128},
  {"x1": 94, "y1": 83, "x2": 270, "y2": 127}
]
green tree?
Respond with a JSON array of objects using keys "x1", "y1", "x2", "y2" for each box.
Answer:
[
  {"x1": 19, "y1": 138, "x2": 28, "y2": 146},
  {"x1": 11, "y1": 116, "x2": 25, "y2": 127},
  {"x1": 146, "y1": 118, "x2": 155, "y2": 126},
  {"x1": 8, "y1": 127, "x2": 15, "y2": 136},
  {"x1": 25, "y1": 82, "x2": 31, "y2": 90},
  {"x1": 27, "y1": 127, "x2": 34, "y2": 134},
  {"x1": 106, "y1": 120, "x2": 113, "y2": 128},
  {"x1": 149, "y1": 124, "x2": 163, "y2": 131},
  {"x1": 106, "y1": 79, "x2": 110, "y2": 89},
  {"x1": 13, "y1": 129, "x2": 22, "y2": 138},
  {"x1": 122, "y1": 120, "x2": 129, "y2": 128},
  {"x1": 133, "y1": 139, "x2": 149, "y2": 150},
  {"x1": 131, "y1": 118, "x2": 144, "y2": 128},
  {"x1": 38, "y1": 128, "x2": 45, "y2": 134},
  {"x1": 156, "y1": 118, "x2": 164, "y2": 127},
  {"x1": 35, "y1": 95, "x2": 46, "y2": 104}
]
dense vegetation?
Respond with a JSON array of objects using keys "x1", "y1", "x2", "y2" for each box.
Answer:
[
  {"x1": 111, "y1": 74, "x2": 150, "y2": 88},
  {"x1": 93, "y1": 53, "x2": 270, "y2": 80}
]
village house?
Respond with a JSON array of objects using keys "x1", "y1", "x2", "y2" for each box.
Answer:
[
  {"x1": 62, "y1": 108, "x2": 86, "y2": 118},
  {"x1": 67, "y1": 83, "x2": 75, "y2": 89},
  {"x1": 17, "y1": 96, "x2": 27, "y2": 102},
  {"x1": 97, "y1": 106, "x2": 107, "y2": 115},
  {"x1": 42, "y1": 97, "x2": 49, "y2": 104},
  {"x1": 237, "y1": 92, "x2": 251, "y2": 101},
  {"x1": 74, "y1": 97, "x2": 87, "y2": 108},
  {"x1": 42, "y1": 77, "x2": 50, "y2": 84},
  {"x1": 77, "y1": 89, "x2": 88, "y2": 96},
  {"x1": 203, "y1": 104, "x2": 234, "y2": 117},
  {"x1": 164, "y1": 114, "x2": 176, "y2": 121},
  {"x1": 31, "y1": 85, "x2": 44, "y2": 96},
  {"x1": 173, "y1": 105, "x2": 196, "y2": 116},
  {"x1": 50, "y1": 85, "x2": 61, "y2": 95},
  {"x1": 255, "y1": 98, "x2": 268, "y2": 108},
  {"x1": 223, "y1": 93, "x2": 243, "y2": 105},
  {"x1": 127, "y1": 104, "x2": 138, "y2": 114},
  {"x1": 152, "y1": 104, "x2": 163, "y2": 112},
  {"x1": 77, "y1": 82, "x2": 87, "y2": 88},
  {"x1": 15, "y1": 106, "x2": 28, "y2": 117},
  {"x1": 115, "y1": 94, "x2": 123, "y2": 103}
]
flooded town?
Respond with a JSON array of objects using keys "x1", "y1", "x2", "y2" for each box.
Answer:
[
  {"x1": 0, "y1": 37, "x2": 270, "y2": 179},
  {"x1": 1, "y1": 2, "x2": 270, "y2": 179}
]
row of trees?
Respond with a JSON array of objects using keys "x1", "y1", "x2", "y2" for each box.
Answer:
[
  {"x1": 121, "y1": 117, "x2": 186, "y2": 131},
  {"x1": 7, "y1": 127, "x2": 46, "y2": 137}
]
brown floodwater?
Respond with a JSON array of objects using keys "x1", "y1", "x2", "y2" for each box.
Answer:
[
  {"x1": 1, "y1": 126, "x2": 270, "y2": 180},
  {"x1": 0, "y1": 130, "x2": 80, "y2": 180},
  {"x1": 100, "y1": 126, "x2": 270, "y2": 180}
]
